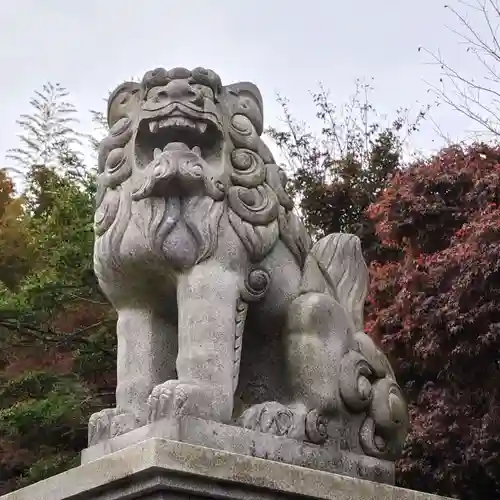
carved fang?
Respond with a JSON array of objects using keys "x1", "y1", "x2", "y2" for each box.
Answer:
[{"x1": 196, "y1": 122, "x2": 208, "y2": 134}]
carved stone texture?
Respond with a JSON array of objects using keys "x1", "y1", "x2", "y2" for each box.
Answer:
[{"x1": 90, "y1": 66, "x2": 409, "y2": 477}]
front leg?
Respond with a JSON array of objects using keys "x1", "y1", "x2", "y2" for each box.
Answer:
[
  {"x1": 116, "y1": 307, "x2": 177, "y2": 421},
  {"x1": 148, "y1": 261, "x2": 241, "y2": 423}
]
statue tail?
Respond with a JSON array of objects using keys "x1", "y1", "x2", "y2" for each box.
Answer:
[{"x1": 300, "y1": 233, "x2": 369, "y2": 331}]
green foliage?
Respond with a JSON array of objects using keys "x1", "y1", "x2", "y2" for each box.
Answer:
[
  {"x1": 73, "y1": 326, "x2": 116, "y2": 381},
  {"x1": 0, "y1": 379, "x2": 90, "y2": 442},
  {"x1": 268, "y1": 80, "x2": 426, "y2": 263},
  {"x1": 0, "y1": 372, "x2": 61, "y2": 408},
  {"x1": 0, "y1": 171, "x2": 33, "y2": 290}
]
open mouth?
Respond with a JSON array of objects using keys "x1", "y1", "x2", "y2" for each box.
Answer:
[{"x1": 135, "y1": 114, "x2": 222, "y2": 167}]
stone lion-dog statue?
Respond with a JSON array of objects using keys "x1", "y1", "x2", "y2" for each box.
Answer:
[{"x1": 90, "y1": 66, "x2": 408, "y2": 461}]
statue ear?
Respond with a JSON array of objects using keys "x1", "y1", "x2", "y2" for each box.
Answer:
[
  {"x1": 225, "y1": 82, "x2": 264, "y2": 135},
  {"x1": 107, "y1": 81, "x2": 141, "y2": 128}
]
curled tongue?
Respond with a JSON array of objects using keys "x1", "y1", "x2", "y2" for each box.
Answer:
[{"x1": 163, "y1": 142, "x2": 193, "y2": 152}]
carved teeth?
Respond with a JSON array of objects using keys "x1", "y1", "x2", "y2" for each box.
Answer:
[
  {"x1": 148, "y1": 118, "x2": 207, "y2": 135},
  {"x1": 158, "y1": 117, "x2": 196, "y2": 129},
  {"x1": 154, "y1": 148, "x2": 162, "y2": 159},
  {"x1": 191, "y1": 146, "x2": 202, "y2": 156}
]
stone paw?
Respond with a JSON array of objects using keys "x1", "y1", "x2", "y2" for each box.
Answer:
[
  {"x1": 238, "y1": 402, "x2": 328, "y2": 444},
  {"x1": 147, "y1": 380, "x2": 229, "y2": 422},
  {"x1": 88, "y1": 408, "x2": 138, "y2": 446},
  {"x1": 238, "y1": 401, "x2": 297, "y2": 437}
]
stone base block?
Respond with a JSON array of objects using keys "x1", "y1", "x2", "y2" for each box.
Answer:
[
  {"x1": 82, "y1": 415, "x2": 394, "y2": 485},
  {"x1": 1, "y1": 438, "x2": 450, "y2": 500}
]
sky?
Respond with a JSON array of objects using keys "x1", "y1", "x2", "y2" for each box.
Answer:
[{"x1": 0, "y1": 0, "x2": 492, "y2": 173}]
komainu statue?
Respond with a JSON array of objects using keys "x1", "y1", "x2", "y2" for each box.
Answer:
[{"x1": 90, "y1": 66, "x2": 408, "y2": 471}]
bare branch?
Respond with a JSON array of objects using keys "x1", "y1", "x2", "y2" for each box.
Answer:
[{"x1": 422, "y1": 0, "x2": 500, "y2": 138}]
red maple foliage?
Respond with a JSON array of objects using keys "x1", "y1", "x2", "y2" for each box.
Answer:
[{"x1": 365, "y1": 144, "x2": 500, "y2": 498}]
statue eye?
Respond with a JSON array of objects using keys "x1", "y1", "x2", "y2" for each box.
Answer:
[
  {"x1": 109, "y1": 117, "x2": 130, "y2": 137},
  {"x1": 118, "y1": 93, "x2": 129, "y2": 105},
  {"x1": 192, "y1": 84, "x2": 214, "y2": 101},
  {"x1": 144, "y1": 86, "x2": 160, "y2": 101}
]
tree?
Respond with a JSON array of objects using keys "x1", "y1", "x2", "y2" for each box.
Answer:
[
  {"x1": 0, "y1": 162, "x2": 116, "y2": 493},
  {"x1": 0, "y1": 85, "x2": 116, "y2": 494},
  {"x1": 88, "y1": 109, "x2": 109, "y2": 154},
  {"x1": 421, "y1": 0, "x2": 500, "y2": 139},
  {"x1": 6, "y1": 82, "x2": 83, "y2": 172},
  {"x1": 366, "y1": 143, "x2": 500, "y2": 499},
  {"x1": 0, "y1": 171, "x2": 32, "y2": 290},
  {"x1": 267, "y1": 80, "x2": 426, "y2": 262}
]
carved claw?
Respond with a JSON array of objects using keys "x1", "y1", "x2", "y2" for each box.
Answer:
[
  {"x1": 147, "y1": 380, "x2": 226, "y2": 422},
  {"x1": 88, "y1": 408, "x2": 138, "y2": 446},
  {"x1": 305, "y1": 408, "x2": 329, "y2": 444},
  {"x1": 88, "y1": 408, "x2": 115, "y2": 446},
  {"x1": 238, "y1": 402, "x2": 328, "y2": 444},
  {"x1": 239, "y1": 402, "x2": 293, "y2": 435}
]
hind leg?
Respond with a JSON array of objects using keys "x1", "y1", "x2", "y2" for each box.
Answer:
[
  {"x1": 239, "y1": 291, "x2": 352, "y2": 443},
  {"x1": 285, "y1": 292, "x2": 352, "y2": 413}
]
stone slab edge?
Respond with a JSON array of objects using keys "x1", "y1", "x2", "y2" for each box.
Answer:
[
  {"x1": 81, "y1": 415, "x2": 394, "y2": 484},
  {"x1": 2, "y1": 438, "x2": 451, "y2": 500}
]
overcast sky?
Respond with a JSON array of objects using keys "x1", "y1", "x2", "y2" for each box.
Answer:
[{"x1": 0, "y1": 0, "x2": 490, "y2": 172}]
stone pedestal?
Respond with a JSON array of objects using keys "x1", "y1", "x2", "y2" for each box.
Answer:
[
  {"x1": 1, "y1": 438, "x2": 450, "y2": 500},
  {"x1": 82, "y1": 415, "x2": 395, "y2": 485}
]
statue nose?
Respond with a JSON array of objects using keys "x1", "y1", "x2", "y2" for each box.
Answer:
[{"x1": 157, "y1": 79, "x2": 197, "y2": 101}]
